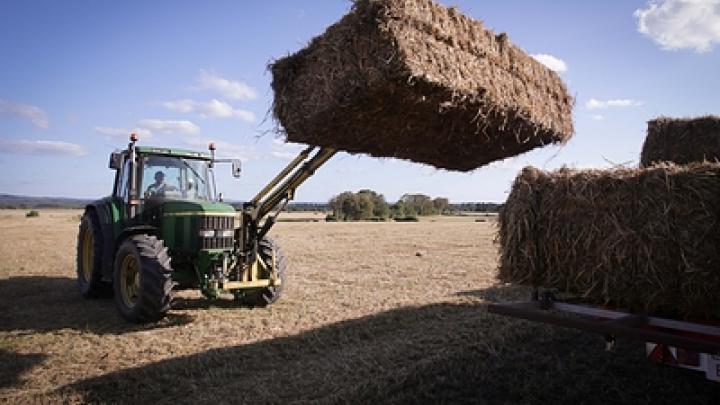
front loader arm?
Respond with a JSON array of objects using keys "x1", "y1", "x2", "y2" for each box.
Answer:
[
  {"x1": 252, "y1": 146, "x2": 336, "y2": 220},
  {"x1": 230, "y1": 146, "x2": 335, "y2": 296},
  {"x1": 241, "y1": 146, "x2": 336, "y2": 248}
]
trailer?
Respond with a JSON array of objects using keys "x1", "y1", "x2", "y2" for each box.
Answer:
[{"x1": 488, "y1": 290, "x2": 720, "y2": 382}]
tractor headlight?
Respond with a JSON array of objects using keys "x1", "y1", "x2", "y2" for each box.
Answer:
[
  {"x1": 198, "y1": 229, "x2": 215, "y2": 238},
  {"x1": 217, "y1": 229, "x2": 234, "y2": 238}
]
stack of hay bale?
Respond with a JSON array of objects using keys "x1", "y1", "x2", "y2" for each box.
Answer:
[
  {"x1": 498, "y1": 116, "x2": 720, "y2": 319},
  {"x1": 270, "y1": 0, "x2": 574, "y2": 171},
  {"x1": 640, "y1": 116, "x2": 720, "y2": 166}
]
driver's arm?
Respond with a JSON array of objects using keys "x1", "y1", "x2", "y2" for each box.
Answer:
[{"x1": 145, "y1": 184, "x2": 158, "y2": 197}]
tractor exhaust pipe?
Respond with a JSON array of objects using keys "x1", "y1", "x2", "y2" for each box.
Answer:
[{"x1": 128, "y1": 132, "x2": 139, "y2": 219}]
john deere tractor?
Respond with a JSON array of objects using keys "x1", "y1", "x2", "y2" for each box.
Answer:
[{"x1": 77, "y1": 133, "x2": 335, "y2": 322}]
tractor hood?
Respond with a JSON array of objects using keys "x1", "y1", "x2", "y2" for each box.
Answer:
[
  {"x1": 153, "y1": 201, "x2": 238, "y2": 253},
  {"x1": 159, "y1": 200, "x2": 236, "y2": 216}
]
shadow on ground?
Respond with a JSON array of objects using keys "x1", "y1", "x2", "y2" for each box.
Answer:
[
  {"x1": 0, "y1": 276, "x2": 192, "y2": 335},
  {"x1": 172, "y1": 295, "x2": 255, "y2": 310},
  {"x1": 456, "y1": 284, "x2": 531, "y2": 302},
  {"x1": 60, "y1": 285, "x2": 720, "y2": 404},
  {"x1": 0, "y1": 350, "x2": 47, "y2": 389}
]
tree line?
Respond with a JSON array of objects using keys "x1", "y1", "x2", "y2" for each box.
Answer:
[{"x1": 327, "y1": 190, "x2": 499, "y2": 221}]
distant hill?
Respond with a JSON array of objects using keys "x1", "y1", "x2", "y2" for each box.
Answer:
[
  {"x1": 0, "y1": 194, "x2": 330, "y2": 211},
  {"x1": 0, "y1": 194, "x2": 92, "y2": 209}
]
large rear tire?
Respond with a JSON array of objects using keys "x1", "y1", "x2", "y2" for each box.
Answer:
[
  {"x1": 76, "y1": 212, "x2": 111, "y2": 298},
  {"x1": 237, "y1": 236, "x2": 287, "y2": 307},
  {"x1": 113, "y1": 234, "x2": 174, "y2": 323}
]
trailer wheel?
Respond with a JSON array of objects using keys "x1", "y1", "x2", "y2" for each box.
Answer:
[
  {"x1": 113, "y1": 234, "x2": 174, "y2": 323},
  {"x1": 76, "y1": 212, "x2": 111, "y2": 298},
  {"x1": 238, "y1": 236, "x2": 287, "y2": 307}
]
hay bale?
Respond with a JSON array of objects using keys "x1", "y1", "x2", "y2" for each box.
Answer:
[
  {"x1": 640, "y1": 116, "x2": 720, "y2": 167},
  {"x1": 498, "y1": 163, "x2": 720, "y2": 319},
  {"x1": 270, "y1": 0, "x2": 574, "y2": 172}
]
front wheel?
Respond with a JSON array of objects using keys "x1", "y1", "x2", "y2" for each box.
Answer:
[
  {"x1": 236, "y1": 236, "x2": 287, "y2": 307},
  {"x1": 113, "y1": 234, "x2": 174, "y2": 323}
]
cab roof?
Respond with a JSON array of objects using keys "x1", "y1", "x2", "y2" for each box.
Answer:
[{"x1": 134, "y1": 146, "x2": 212, "y2": 160}]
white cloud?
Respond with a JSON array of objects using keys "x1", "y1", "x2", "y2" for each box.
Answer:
[
  {"x1": 95, "y1": 126, "x2": 152, "y2": 139},
  {"x1": 271, "y1": 138, "x2": 306, "y2": 160},
  {"x1": 159, "y1": 99, "x2": 195, "y2": 114},
  {"x1": 591, "y1": 114, "x2": 605, "y2": 121},
  {"x1": 96, "y1": 119, "x2": 199, "y2": 140},
  {"x1": 531, "y1": 54, "x2": 568, "y2": 73},
  {"x1": 162, "y1": 99, "x2": 256, "y2": 122},
  {"x1": 585, "y1": 98, "x2": 643, "y2": 110},
  {"x1": 0, "y1": 98, "x2": 49, "y2": 129},
  {"x1": 95, "y1": 126, "x2": 128, "y2": 137},
  {"x1": 635, "y1": 0, "x2": 720, "y2": 53},
  {"x1": 137, "y1": 119, "x2": 200, "y2": 135},
  {"x1": 183, "y1": 138, "x2": 257, "y2": 161},
  {"x1": 194, "y1": 70, "x2": 257, "y2": 101},
  {"x1": 0, "y1": 139, "x2": 87, "y2": 156}
]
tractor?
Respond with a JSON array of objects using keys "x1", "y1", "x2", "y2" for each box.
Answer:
[{"x1": 77, "y1": 133, "x2": 335, "y2": 322}]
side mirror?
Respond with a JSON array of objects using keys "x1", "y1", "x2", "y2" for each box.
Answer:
[
  {"x1": 109, "y1": 152, "x2": 123, "y2": 170},
  {"x1": 231, "y1": 160, "x2": 242, "y2": 178}
]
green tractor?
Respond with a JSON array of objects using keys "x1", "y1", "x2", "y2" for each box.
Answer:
[{"x1": 77, "y1": 133, "x2": 335, "y2": 322}]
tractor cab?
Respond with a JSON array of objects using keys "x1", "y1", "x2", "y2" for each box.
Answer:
[{"x1": 109, "y1": 142, "x2": 240, "y2": 209}]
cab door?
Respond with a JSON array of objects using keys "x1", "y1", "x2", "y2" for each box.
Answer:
[{"x1": 113, "y1": 157, "x2": 131, "y2": 227}]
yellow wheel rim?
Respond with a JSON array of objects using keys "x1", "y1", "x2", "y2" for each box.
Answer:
[
  {"x1": 81, "y1": 226, "x2": 93, "y2": 282},
  {"x1": 120, "y1": 254, "x2": 140, "y2": 308}
]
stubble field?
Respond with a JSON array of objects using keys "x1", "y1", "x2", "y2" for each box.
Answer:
[{"x1": 0, "y1": 209, "x2": 718, "y2": 404}]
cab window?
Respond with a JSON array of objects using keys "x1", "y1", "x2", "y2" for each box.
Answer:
[
  {"x1": 116, "y1": 159, "x2": 130, "y2": 201},
  {"x1": 140, "y1": 155, "x2": 212, "y2": 201}
]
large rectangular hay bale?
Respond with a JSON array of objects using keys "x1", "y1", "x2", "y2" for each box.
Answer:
[
  {"x1": 640, "y1": 116, "x2": 720, "y2": 167},
  {"x1": 270, "y1": 0, "x2": 574, "y2": 172},
  {"x1": 498, "y1": 164, "x2": 720, "y2": 319}
]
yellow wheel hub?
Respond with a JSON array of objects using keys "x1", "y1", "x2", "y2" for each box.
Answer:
[
  {"x1": 120, "y1": 254, "x2": 140, "y2": 307},
  {"x1": 81, "y1": 227, "x2": 93, "y2": 282}
]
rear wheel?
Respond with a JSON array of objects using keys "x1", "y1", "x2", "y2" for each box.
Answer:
[
  {"x1": 76, "y1": 212, "x2": 111, "y2": 298},
  {"x1": 237, "y1": 236, "x2": 287, "y2": 307},
  {"x1": 113, "y1": 234, "x2": 174, "y2": 323}
]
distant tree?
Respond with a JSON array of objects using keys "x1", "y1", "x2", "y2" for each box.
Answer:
[
  {"x1": 432, "y1": 197, "x2": 450, "y2": 214},
  {"x1": 330, "y1": 191, "x2": 356, "y2": 220},
  {"x1": 448, "y1": 202, "x2": 502, "y2": 213},
  {"x1": 400, "y1": 194, "x2": 437, "y2": 216},
  {"x1": 329, "y1": 190, "x2": 389, "y2": 221},
  {"x1": 390, "y1": 201, "x2": 405, "y2": 218},
  {"x1": 421, "y1": 199, "x2": 436, "y2": 216},
  {"x1": 356, "y1": 192, "x2": 374, "y2": 219}
]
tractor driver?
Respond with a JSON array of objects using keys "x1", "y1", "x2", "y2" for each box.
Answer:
[{"x1": 145, "y1": 171, "x2": 177, "y2": 198}]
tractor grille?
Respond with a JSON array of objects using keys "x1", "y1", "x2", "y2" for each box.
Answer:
[
  {"x1": 200, "y1": 216, "x2": 234, "y2": 230},
  {"x1": 198, "y1": 215, "x2": 235, "y2": 250},
  {"x1": 201, "y1": 236, "x2": 234, "y2": 250}
]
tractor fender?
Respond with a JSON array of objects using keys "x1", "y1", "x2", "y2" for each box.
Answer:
[
  {"x1": 84, "y1": 199, "x2": 116, "y2": 281},
  {"x1": 117, "y1": 225, "x2": 159, "y2": 246}
]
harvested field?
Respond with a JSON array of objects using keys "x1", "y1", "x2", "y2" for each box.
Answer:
[
  {"x1": 498, "y1": 164, "x2": 720, "y2": 319},
  {"x1": 1, "y1": 209, "x2": 718, "y2": 403},
  {"x1": 640, "y1": 116, "x2": 720, "y2": 167},
  {"x1": 271, "y1": 0, "x2": 574, "y2": 172}
]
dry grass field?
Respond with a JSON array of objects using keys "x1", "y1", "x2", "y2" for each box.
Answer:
[{"x1": 0, "y1": 209, "x2": 718, "y2": 404}]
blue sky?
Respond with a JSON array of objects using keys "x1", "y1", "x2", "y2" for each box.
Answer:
[{"x1": 1, "y1": 0, "x2": 719, "y2": 203}]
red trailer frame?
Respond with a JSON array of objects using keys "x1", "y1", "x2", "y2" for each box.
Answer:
[{"x1": 487, "y1": 291, "x2": 720, "y2": 381}]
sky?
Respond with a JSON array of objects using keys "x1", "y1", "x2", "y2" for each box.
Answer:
[{"x1": 1, "y1": 0, "x2": 719, "y2": 203}]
